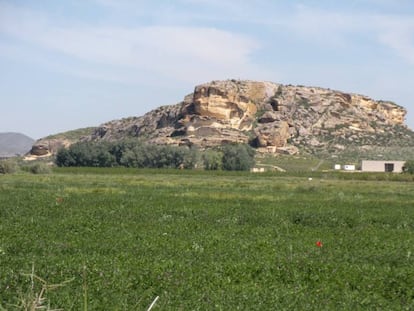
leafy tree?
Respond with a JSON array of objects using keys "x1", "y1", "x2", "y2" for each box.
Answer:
[
  {"x1": 181, "y1": 147, "x2": 199, "y2": 169},
  {"x1": 55, "y1": 139, "x2": 198, "y2": 169},
  {"x1": 66, "y1": 142, "x2": 93, "y2": 166},
  {"x1": 119, "y1": 146, "x2": 145, "y2": 168},
  {"x1": 55, "y1": 148, "x2": 76, "y2": 167},
  {"x1": 202, "y1": 150, "x2": 222, "y2": 170},
  {"x1": 403, "y1": 160, "x2": 414, "y2": 174},
  {"x1": 90, "y1": 142, "x2": 116, "y2": 167},
  {"x1": 149, "y1": 145, "x2": 197, "y2": 169},
  {"x1": 221, "y1": 143, "x2": 255, "y2": 171},
  {"x1": 55, "y1": 142, "x2": 116, "y2": 167},
  {"x1": 110, "y1": 139, "x2": 144, "y2": 164}
]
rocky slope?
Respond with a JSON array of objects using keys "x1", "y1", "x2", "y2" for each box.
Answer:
[
  {"x1": 29, "y1": 127, "x2": 96, "y2": 157},
  {"x1": 30, "y1": 80, "x2": 414, "y2": 159}
]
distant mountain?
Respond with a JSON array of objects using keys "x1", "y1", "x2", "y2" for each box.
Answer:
[
  {"x1": 29, "y1": 79, "x2": 414, "y2": 161},
  {"x1": 0, "y1": 132, "x2": 35, "y2": 158}
]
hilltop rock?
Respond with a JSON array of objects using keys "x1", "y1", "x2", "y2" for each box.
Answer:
[
  {"x1": 30, "y1": 79, "x2": 413, "y2": 159},
  {"x1": 85, "y1": 80, "x2": 409, "y2": 156},
  {"x1": 28, "y1": 127, "x2": 96, "y2": 157},
  {"x1": 30, "y1": 138, "x2": 72, "y2": 156}
]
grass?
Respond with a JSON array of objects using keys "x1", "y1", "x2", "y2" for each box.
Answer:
[
  {"x1": 14, "y1": 264, "x2": 74, "y2": 311},
  {"x1": 44, "y1": 127, "x2": 96, "y2": 140},
  {"x1": 256, "y1": 154, "x2": 334, "y2": 172},
  {"x1": 1, "y1": 168, "x2": 414, "y2": 309}
]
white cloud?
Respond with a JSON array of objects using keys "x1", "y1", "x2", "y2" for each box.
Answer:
[
  {"x1": 375, "y1": 17, "x2": 414, "y2": 65},
  {"x1": 0, "y1": 3, "x2": 262, "y2": 83},
  {"x1": 276, "y1": 5, "x2": 414, "y2": 65}
]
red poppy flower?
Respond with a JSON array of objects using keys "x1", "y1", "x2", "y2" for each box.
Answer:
[{"x1": 316, "y1": 241, "x2": 323, "y2": 248}]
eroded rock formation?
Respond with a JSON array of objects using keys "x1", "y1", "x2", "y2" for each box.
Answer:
[
  {"x1": 30, "y1": 79, "x2": 411, "y2": 157},
  {"x1": 30, "y1": 139, "x2": 72, "y2": 156}
]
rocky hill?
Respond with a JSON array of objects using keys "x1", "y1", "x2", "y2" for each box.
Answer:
[
  {"x1": 0, "y1": 132, "x2": 34, "y2": 158},
  {"x1": 29, "y1": 127, "x2": 96, "y2": 157},
  {"x1": 30, "y1": 80, "x2": 414, "y2": 160}
]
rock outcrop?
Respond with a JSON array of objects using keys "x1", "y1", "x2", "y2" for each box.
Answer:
[
  {"x1": 28, "y1": 127, "x2": 96, "y2": 157},
  {"x1": 85, "y1": 80, "x2": 409, "y2": 155},
  {"x1": 30, "y1": 138, "x2": 72, "y2": 156},
  {"x1": 30, "y1": 79, "x2": 412, "y2": 158}
]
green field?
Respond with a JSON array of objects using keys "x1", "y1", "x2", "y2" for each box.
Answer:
[{"x1": 1, "y1": 169, "x2": 414, "y2": 310}]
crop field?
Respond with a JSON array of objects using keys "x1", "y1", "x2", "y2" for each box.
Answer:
[{"x1": 1, "y1": 168, "x2": 414, "y2": 310}]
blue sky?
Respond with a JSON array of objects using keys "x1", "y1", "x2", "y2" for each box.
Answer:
[{"x1": 1, "y1": 0, "x2": 414, "y2": 139}]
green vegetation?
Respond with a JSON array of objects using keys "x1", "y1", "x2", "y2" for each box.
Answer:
[
  {"x1": 45, "y1": 127, "x2": 97, "y2": 140},
  {"x1": 0, "y1": 158, "x2": 53, "y2": 175},
  {"x1": 221, "y1": 144, "x2": 255, "y2": 171},
  {"x1": 26, "y1": 162, "x2": 52, "y2": 175},
  {"x1": 56, "y1": 141, "x2": 255, "y2": 171},
  {"x1": 256, "y1": 154, "x2": 334, "y2": 172},
  {"x1": 0, "y1": 158, "x2": 18, "y2": 174},
  {"x1": 403, "y1": 160, "x2": 414, "y2": 174},
  {"x1": 202, "y1": 149, "x2": 222, "y2": 170},
  {"x1": 297, "y1": 97, "x2": 311, "y2": 108},
  {"x1": 55, "y1": 140, "x2": 198, "y2": 169},
  {"x1": 0, "y1": 169, "x2": 414, "y2": 309}
]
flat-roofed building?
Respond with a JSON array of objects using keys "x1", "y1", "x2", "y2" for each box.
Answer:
[
  {"x1": 361, "y1": 160, "x2": 405, "y2": 173},
  {"x1": 343, "y1": 164, "x2": 356, "y2": 171}
]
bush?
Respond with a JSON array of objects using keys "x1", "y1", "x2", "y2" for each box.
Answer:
[
  {"x1": 28, "y1": 163, "x2": 52, "y2": 174},
  {"x1": 403, "y1": 160, "x2": 414, "y2": 174},
  {"x1": 55, "y1": 148, "x2": 76, "y2": 167},
  {"x1": 221, "y1": 144, "x2": 255, "y2": 171},
  {"x1": 0, "y1": 159, "x2": 18, "y2": 174},
  {"x1": 202, "y1": 150, "x2": 222, "y2": 170}
]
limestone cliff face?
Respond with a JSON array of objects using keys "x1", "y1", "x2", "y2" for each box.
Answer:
[
  {"x1": 191, "y1": 82, "x2": 258, "y2": 129},
  {"x1": 84, "y1": 79, "x2": 410, "y2": 155},
  {"x1": 30, "y1": 80, "x2": 412, "y2": 157}
]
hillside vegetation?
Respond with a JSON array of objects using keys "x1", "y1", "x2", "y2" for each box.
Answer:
[{"x1": 44, "y1": 127, "x2": 97, "y2": 141}]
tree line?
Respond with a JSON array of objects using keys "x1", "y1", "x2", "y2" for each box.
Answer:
[{"x1": 55, "y1": 140, "x2": 255, "y2": 171}]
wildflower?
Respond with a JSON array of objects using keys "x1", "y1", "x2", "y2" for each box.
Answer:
[{"x1": 316, "y1": 241, "x2": 323, "y2": 248}]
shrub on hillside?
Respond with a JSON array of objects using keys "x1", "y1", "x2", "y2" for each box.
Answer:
[
  {"x1": 28, "y1": 163, "x2": 52, "y2": 174},
  {"x1": 0, "y1": 159, "x2": 18, "y2": 174}
]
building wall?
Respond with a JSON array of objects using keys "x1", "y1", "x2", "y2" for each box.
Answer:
[{"x1": 361, "y1": 160, "x2": 405, "y2": 173}]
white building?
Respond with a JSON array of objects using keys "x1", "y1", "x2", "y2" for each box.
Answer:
[
  {"x1": 361, "y1": 160, "x2": 405, "y2": 173},
  {"x1": 343, "y1": 165, "x2": 356, "y2": 171},
  {"x1": 250, "y1": 167, "x2": 265, "y2": 173}
]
